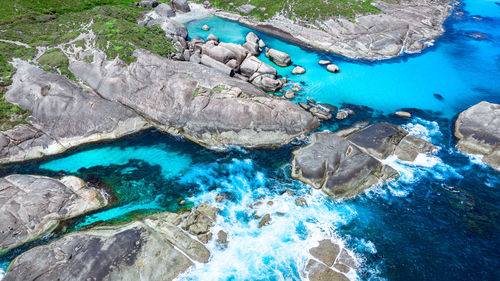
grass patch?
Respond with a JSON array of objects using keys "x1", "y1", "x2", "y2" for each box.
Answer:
[
  {"x1": 37, "y1": 48, "x2": 77, "y2": 80},
  {"x1": 198, "y1": 0, "x2": 380, "y2": 21}
]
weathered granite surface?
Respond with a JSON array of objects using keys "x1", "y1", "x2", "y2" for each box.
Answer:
[
  {"x1": 292, "y1": 122, "x2": 435, "y2": 198},
  {"x1": 70, "y1": 50, "x2": 319, "y2": 148},
  {"x1": 0, "y1": 175, "x2": 107, "y2": 252},
  {"x1": 216, "y1": 0, "x2": 452, "y2": 60},
  {"x1": 1, "y1": 61, "x2": 151, "y2": 164},
  {"x1": 305, "y1": 239, "x2": 357, "y2": 281},
  {"x1": 3, "y1": 210, "x2": 214, "y2": 281},
  {"x1": 454, "y1": 101, "x2": 500, "y2": 171}
]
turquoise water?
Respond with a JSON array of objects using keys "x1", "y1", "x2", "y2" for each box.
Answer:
[
  {"x1": 1, "y1": 0, "x2": 499, "y2": 280},
  {"x1": 186, "y1": 0, "x2": 500, "y2": 118}
]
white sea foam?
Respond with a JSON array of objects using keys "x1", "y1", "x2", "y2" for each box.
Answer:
[
  {"x1": 402, "y1": 117, "x2": 441, "y2": 142},
  {"x1": 175, "y1": 158, "x2": 364, "y2": 280}
]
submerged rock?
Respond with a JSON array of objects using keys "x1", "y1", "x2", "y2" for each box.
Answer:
[
  {"x1": 395, "y1": 111, "x2": 412, "y2": 118},
  {"x1": 0, "y1": 175, "x2": 107, "y2": 252},
  {"x1": 70, "y1": 50, "x2": 319, "y2": 149},
  {"x1": 4, "y1": 211, "x2": 211, "y2": 280},
  {"x1": 454, "y1": 101, "x2": 500, "y2": 171}
]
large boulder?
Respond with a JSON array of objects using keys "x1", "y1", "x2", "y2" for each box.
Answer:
[
  {"x1": 265, "y1": 48, "x2": 292, "y2": 67},
  {"x1": 1, "y1": 62, "x2": 150, "y2": 164},
  {"x1": 240, "y1": 56, "x2": 276, "y2": 77},
  {"x1": 291, "y1": 122, "x2": 436, "y2": 199},
  {"x1": 171, "y1": 0, "x2": 190, "y2": 13},
  {"x1": 155, "y1": 3, "x2": 175, "y2": 18},
  {"x1": 0, "y1": 175, "x2": 107, "y2": 252},
  {"x1": 3, "y1": 211, "x2": 212, "y2": 281},
  {"x1": 291, "y1": 132, "x2": 398, "y2": 199},
  {"x1": 454, "y1": 101, "x2": 500, "y2": 171},
  {"x1": 70, "y1": 50, "x2": 319, "y2": 148},
  {"x1": 160, "y1": 19, "x2": 188, "y2": 39},
  {"x1": 203, "y1": 42, "x2": 238, "y2": 64},
  {"x1": 200, "y1": 54, "x2": 235, "y2": 76}
]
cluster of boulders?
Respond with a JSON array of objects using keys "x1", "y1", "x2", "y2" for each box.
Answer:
[
  {"x1": 454, "y1": 101, "x2": 500, "y2": 171},
  {"x1": 2, "y1": 203, "x2": 222, "y2": 280},
  {"x1": 186, "y1": 30, "x2": 290, "y2": 92},
  {"x1": 0, "y1": 174, "x2": 108, "y2": 252},
  {"x1": 305, "y1": 239, "x2": 357, "y2": 281},
  {"x1": 291, "y1": 122, "x2": 436, "y2": 198},
  {"x1": 298, "y1": 100, "x2": 356, "y2": 121}
]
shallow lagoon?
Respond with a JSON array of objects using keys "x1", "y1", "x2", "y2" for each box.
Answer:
[{"x1": 1, "y1": 0, "x2": 499, "y2": 280}]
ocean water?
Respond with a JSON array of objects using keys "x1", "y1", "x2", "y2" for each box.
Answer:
[
  {"x1": 186, "y1": 0, "x2": 500, "y2": 118},
  {"x1": 0, "y1": 0, "x2": 499, "y2": 280}
]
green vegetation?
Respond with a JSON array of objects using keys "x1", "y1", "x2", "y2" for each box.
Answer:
[
  {"x1": 0, "y1": 1, "x2": 176, "y2": 130},
  {"x1": 198, "y1": 0, "x2": 380, "y2": 21},
  {"x1": 37, "y1": 48, "x2": 76, "y2": 80}
]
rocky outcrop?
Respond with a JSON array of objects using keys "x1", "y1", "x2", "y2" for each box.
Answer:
[
  {"x1": 291, "y1": 122, "x2": 435, "y2": 199},
  {"x1": 70, "y1": 50, "x2": 318, "y2": 148},
  {"x1": 172, "y1": 0, "x2": 191, "y2": 13},
  {"x1": 3, "y1": 210, "x2": 214, "y2": 281},
  {"x1": 0, "y1": 175, "x2": 107, "y2": 252},
  {"x1": 216, "y1": 0, "x2": 452, "y2": 60},
  {"x1": 454, "y1": 101, "x2": 500, "y2": 171},
  {"x1": 1, "y1": 62, "x2": 150, "y2": 164},
  {"x1": 304, "y1": 239, "x2": 356, "y2": 281}
]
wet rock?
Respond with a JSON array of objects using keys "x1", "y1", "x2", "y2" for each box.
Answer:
[
  {"x1": 171, "y1": 0, "x2": 190, "y2": 13},
  {"x1": 454, "y1": 101, "x2": 500, "y2": 171},
  {"x1": 394, "y1": 134, "x2": 436, "y2": 161},
  {"x1": 245, "y1": 32, "x2": 259, "y2": 43},
  {"x1": 309, "y1": 239, "x2": 340, "y2": 266},
  {"x1": 299, "y1": 102, "x2": 311, "y2": 110},
  {"x1": 395, "y1": 111, "x2": 412, "y2": 118},
  {"x1": 265, "y1": 48, "x2": 292, "y2": 67},
  {"x1": 292, "y1": 84, "x2": 303, "y2": 92},
  {"x1": 215, "y1": 193, "x2": 226, "y2": 203},
  {"x1": 285, "y1": 89, "x2": 295, "y2": 99},
  {"x1": 258, "y1": 214, "x2": 271, "y2": 228},
  {"x1": 318, "y1": 60, "x2": 331, "y2": 65},
  {"x1": 310, "y1": 107, "x2": 333, "y2": 120},
  {"x1": 4, "y1": 211, "x2": 210, "y2": 281},
  {"x1": 181, "y1": 203, "x2": 218, "y2": 235},
  {"x1": 326, "y1": 64, "x2": 340, "y2": 73},
  {"x1": 267, "y1": 201, "x2": 274, "y2": 206},
  {"x1": 336, "y1": 110, "x2": 349, "y2": 119},
  {"x1": 258, "y1": 39, "x2": 266, "y2": 48},
  {"x1": 292, "y1": 66, "x2": 306, "y2": 74},
  {"x1": 202, "y1": 24, "x2": 210, "y2": 31},
  {"x1": 295, "y1": 197, "x2": 308, "y2": 207},
  {"x1": 291, "y1": 132, "x2": 398, "y2": 199},
  {"x1": 198, "y1": 232, "x2": 213, "y2": 244},
  {"x1": 306, "y1": 259, "x2": 349, "y2": 281},
  {"x1": 0, "y1": 175, "x2": 107, "y2": 252},
  {"x1": 346, "y1": 122, "x2": 409, "y2": 159},
  {"x1": 216, "y1": 230, "x2": 228, "y2": 244},
  {"x1": 155, "y1": 3, "x2": 175, "y2": 18},
  {"x1": 206, "y1": 33, "x2": 219, "y2": 42}
]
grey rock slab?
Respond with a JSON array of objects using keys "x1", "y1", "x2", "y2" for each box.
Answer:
[
  {"x1": 3, "y1": 212, "x2": 210, "y2": 281},
  {"x1": 70, "y1": 50, "x2": 318, "y2": 148},
  {"x1": 309, "y1": 239, "x2": 340, "y2": 267},
  {"x1": 0, "y1": 175, "x2": 107, "y2": 252},
  {"x1": 305, "y1": 259, "x2": 349, "y2": 281},
  {"x1": 346, "y1": 122, "x2": 408, "y2": 159},
  {"x1": 2, "y1": 62, "x2": 150, "y2": 163},
  {"x1": 454, "y1": 101, "x2": 500, "y2": 171}
]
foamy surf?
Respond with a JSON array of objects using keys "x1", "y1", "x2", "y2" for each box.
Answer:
[{"x1": 175, "y1": 158, "x2": 364, "y2": 280}]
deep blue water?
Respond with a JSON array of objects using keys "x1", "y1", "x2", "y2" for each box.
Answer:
[{"x1": 0, "y1": 0, "x2": 499, "y2": 280}]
